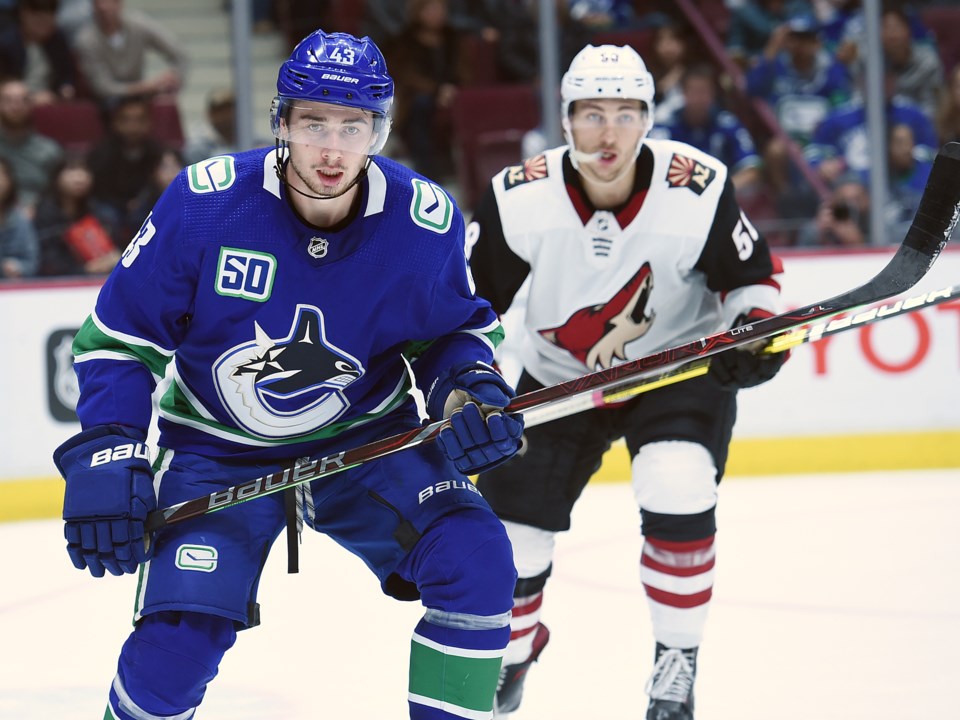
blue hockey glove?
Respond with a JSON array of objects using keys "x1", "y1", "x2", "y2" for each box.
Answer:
[
  {"x1": 429, "y1": 362, "x2": 524, "y2": 475},
  {"x1": 53, "y1": 424, "x2": 156, "y2": 578},
  {"x1": 709, "y1": 309, "x2": 790, "y2": 389}
]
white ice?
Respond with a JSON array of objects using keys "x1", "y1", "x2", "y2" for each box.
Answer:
[{"x1": 2, "y1": 469, "x2": 958, "y2": 719}]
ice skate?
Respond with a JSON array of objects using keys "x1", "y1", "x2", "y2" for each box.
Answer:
[
  {"x1": 493, "y1": 622, "x2": 550, "y2": 717},
  {"x1": 645, "y1": 643, "x2": 697, "y2": 720}
]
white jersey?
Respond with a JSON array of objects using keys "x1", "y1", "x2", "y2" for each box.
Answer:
[{"x1": 467, "y1": 140, "x2": 783, "y2": 387}]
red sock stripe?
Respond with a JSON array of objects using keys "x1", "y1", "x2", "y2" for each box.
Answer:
[
  {"x1": 511, "y1": 593, "x2": 543, "y2": 618},
  {"x1": 510, "y1": 624, "x2": 539, "y2": 641},
  {"x1": 645, "y1": 536, "x2": 714, "y2": 553},
  {"x1": 643, "y1": 584, "x2": 713, "y2": 609},
  {"x1": 641, "y1": 553, "x2": 715, "y2": 578}
]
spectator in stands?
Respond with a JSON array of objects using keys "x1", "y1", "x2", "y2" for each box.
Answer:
[
  {"x1": 361, "y1": 0, "x2": 407, "y2": 46},
  {"x1": 0, "y1": 0, "x2": 78, "y2": 105},
  {"x1": 35, "y1": 152, "x2": 120, "y2": 276},
  {"x1": 805, "y1": 68, "x2": 938, "y2": 187},
  {"x1": 648, "y1": 64, "x2": 762, "y2": 193},
  {"x1": 648, "y1": 17, "x2": 696, "y2": 125},
  {"x1": 252, "y1": 0, "x2": 277, "y2": 34},
  {"x1": 568, "y1": 0, "x2": 637, "y2": 31},
  {"x1": 86, "y1": 94, "x2": 163, "y2": 238},
  {"x1": 0, "y1": 156, "x2": 40, "y2": 278},
  {"x1": 850, "y1": 4, "x2": 943, "y2": 117},
  {"x1": 494, "y1": 0, "x2": 590, "y2": 84},
  {"x1": 129, "y1": 146, "x2": 183, "y2": 232},
  {"x1": 184, "y1": 88, "x2": 262, "y2": 165},
  {"x1": 745, "y1": 12, "x2": 851, "y2": 144},
  {"x1": 72, "y1": 0, "x2": 188, "y2": 107},
  {"x1": 277, "y1": 0, "x2": 333, "y2": 49},
  {"x1": 447, "y1": 0, "x2": 503, "y2": 42},
  {"x1": 827, "y1": 0, "x2": 937, "y2": 70},
  {"x1": 883, "y1": 121, "x2": 932, "y2": 245},
  {"x1": 0, "y1": 78, "x2": 64, "y2": 214},
  {"x1": 797, "y1": 170, "x2": 869, "y2": 246},
  {"x1": 934, "y1": 62, "x2": 960, "y2": 145},
  {"x1": 725, "y1": 0, "x2": 813, "y2": 69},
  {"x1": 745, "y1": 11, "x2": 851, "y2": 219},
  {"x1": 56, "y1": 0, "x2": 93, "y2": 43},
  {"x1": 385, "y1": 0, "x2": 469, "y2": 179}
]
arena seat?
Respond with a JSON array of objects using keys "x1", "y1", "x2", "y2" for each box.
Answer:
[
  {"x1": 150, "y1": 98, "x2": 185, "y2": 150},
  {"x1": 32, "y1": 99, "x2": 104, "y2": 153},
  {"x1": 451, "y1": 84, "x2": 540, "y2": 209}
]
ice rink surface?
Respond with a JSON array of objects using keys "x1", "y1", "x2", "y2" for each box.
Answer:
[{"x1": 2, "y1": 469, "x2": 958, "y2": 719}]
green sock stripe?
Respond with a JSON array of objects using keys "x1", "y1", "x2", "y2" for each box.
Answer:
[{"x1": 409, "y1": 637, "x2": 503, "y2": 714}]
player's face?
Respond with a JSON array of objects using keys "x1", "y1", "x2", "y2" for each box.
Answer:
[
  {"x1": 569, "y1": 99, "x2": 647, "y2": 182},
  {"x1": 281, "y1": 101, "x2": 377, "y2": 198}
]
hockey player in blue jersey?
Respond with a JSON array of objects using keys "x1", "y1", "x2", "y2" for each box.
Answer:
[{"x1": 51, "y1": 29, "x2": 524, "y2": 720}]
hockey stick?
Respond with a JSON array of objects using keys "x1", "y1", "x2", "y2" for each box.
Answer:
[
  {"x1": 528, "y1": 282, "x2": 960, "y2": 424},
  {"x1": 144, "y1": 142, "x2": 960, "y2": 533}
]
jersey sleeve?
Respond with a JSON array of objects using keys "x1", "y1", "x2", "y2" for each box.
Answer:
[
  {"x1": 694, "y1": 178, "x2": 783, "y2": 327},
  {"x1": 73, "y1": 175, "x2": 199, "y2": 433},
  {"x1": 465, "y1": 182, "x2": 530, "y2": 316},
  {"x1": 407, "y1": 211, "x2": 506, "y2": 401}
]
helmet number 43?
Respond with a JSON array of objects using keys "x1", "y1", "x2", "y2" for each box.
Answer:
[{"x1": 328, "y1": 46, "x2": 356, "y2": 65}]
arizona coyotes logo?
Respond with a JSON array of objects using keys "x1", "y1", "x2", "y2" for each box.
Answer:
[
  {"x1": 504, "y1": 154, "x2": 549, "y2": 190},
  {"x1": 666, "y1": 153, "x2": 716, "y2": 195},
  {"x1": 540, "y1": 264, "x2": 656, "y2": 369},
  {"x1": 213, "y1": 305, "x2": 364, "y2": 438}
]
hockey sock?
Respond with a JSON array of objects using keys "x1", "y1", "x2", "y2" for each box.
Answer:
[
  {"x1": 504, "y1": 589, "x2": 544, "y2": 664},
  {"x1": 401, "y1": 508, "x2": 514, "y2": 719},
  {"x1": 106, "y1": 611, "x2": 236, "y2": 720},
  {"x1": 640, "y1": 535, "x2": 715, "y2": 649}
]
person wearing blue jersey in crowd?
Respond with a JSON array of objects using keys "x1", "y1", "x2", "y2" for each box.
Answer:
[
  {"x1": 649, "y1": 63, "x2": 762, "y2": 194},
  {"x1": 51, "y1": 28, "x2": 523, "y2": 720},
  {"x1": 804, "y1": 66, "x2": 938, "y2": 188}
]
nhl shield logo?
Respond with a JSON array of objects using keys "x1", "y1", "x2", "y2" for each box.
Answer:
[
  {"x1": 666, "y1": 153, "x2": 716, "y2": 195},
  {"x1": 307, "y1": 236, "x2": 329, "y2": 258}
]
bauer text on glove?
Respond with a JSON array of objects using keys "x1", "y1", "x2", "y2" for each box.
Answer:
[{"x1": 53, "y1": 424, "x2": 157, "y2": 578}]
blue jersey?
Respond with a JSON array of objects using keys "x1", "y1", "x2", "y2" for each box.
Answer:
[
  {"x1": 649, "y1": 108, "x2": 761, "y2": 177},
  {"x1": 72, "y1": 148, "x2": 502, "y2": 460},
  {"x1": 804, "y1": 98, "x2": 939, "y2": 173}
]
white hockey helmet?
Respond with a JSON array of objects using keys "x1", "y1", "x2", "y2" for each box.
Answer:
[{"x1": 561, "y1": 44, "x2": 655, "y2": 164}]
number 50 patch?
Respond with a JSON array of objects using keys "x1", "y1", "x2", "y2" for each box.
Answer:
[{"x1": 216, "y1": 247, "x2": 277, "y2": 301}]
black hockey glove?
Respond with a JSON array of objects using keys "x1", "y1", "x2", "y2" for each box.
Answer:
[
  {"x1": 709, "y1": 309, "x2": 790, "y2": 389},
  {"x1": 53, "y1": 424, "x2": 156, "y2": 578}
]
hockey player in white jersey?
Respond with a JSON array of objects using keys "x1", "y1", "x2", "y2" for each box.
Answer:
[
  {"x1": 51, "y1": 29, "x2": 524, "y2": 720},
  {"x1": 467, "y1": 45, "x2": 788, "y2": 719}
]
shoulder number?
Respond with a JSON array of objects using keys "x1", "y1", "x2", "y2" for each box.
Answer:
[{"x1": 732, "y1": 211, "x2": 759, "y2": 260}]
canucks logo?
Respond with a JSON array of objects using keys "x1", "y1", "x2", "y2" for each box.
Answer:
[{"x1": 213, "y1": 305, "x2": 364, "y2": 438}]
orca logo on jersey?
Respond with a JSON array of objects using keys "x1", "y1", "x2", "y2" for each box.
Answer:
[
  {"x1": 539, "y1": 263, "x2": 656, "y2": 370},
  {"x1": 504, "y1": 154, "x2": 549, "y2": 190},
  {"x1": 213, "y1": 305, "x2": 364, "y2": 438},
  {"x1": 666, "y1": 153, "x2": 716, "y2": 195}
]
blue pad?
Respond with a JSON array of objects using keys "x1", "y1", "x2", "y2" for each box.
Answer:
[{"x1": 107, "y1": 611, "x2": 237, "y2": 719}]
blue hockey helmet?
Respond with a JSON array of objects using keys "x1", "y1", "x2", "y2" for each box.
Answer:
[{"x1": 271, "y1": 30, "x2": 394, "y2": 155}]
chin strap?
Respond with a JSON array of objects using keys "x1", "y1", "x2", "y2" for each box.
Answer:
[{"x1": 274, "y1": 140, "x2": 370, "y2": 201}]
